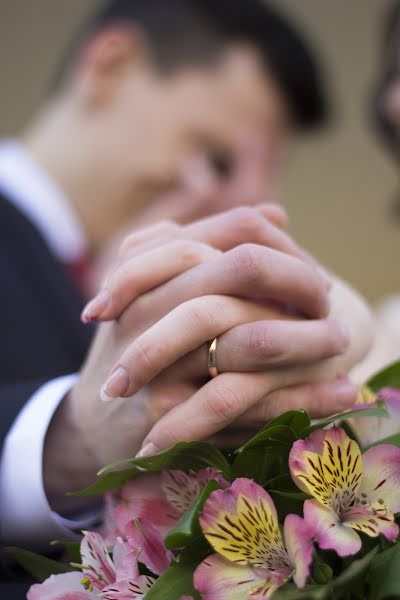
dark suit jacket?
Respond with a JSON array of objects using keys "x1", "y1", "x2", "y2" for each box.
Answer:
[{"x1": 0, "y1": 191, "x2": 93, "y2": 596}]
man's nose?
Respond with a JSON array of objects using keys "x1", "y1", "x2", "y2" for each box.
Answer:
[{"x1": 180, "y1": 153, "x2": 220, "y2": 197}]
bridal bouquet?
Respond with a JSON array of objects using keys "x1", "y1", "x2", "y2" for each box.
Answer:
[{"x1": 10, "y1": 361, "x2": 400, "y2": 600}]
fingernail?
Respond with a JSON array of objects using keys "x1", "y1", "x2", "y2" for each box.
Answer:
[
  {"x1": 102, "y1": 366, "x2": 129, "y2": 399},
  {"x1": 81, "y1": 289, "x2": 111, "y2": 323},
  {"x1": 335, "y1": 382, "x2": 359, "y2": 407},
  {"x1": 135, "y1": 442, "x2": 159, "y2": 458},
  {"x1": 100, "y1": 388, "x2": 116, "y2": 403}
]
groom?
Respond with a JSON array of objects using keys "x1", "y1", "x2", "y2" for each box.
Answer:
[{"x1": 0, "y1": 1, "x2": 369, "y2": 595}]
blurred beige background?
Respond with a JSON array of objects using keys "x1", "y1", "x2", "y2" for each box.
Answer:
[{"x1": 0, "y1": 0, "x2": 398, "y2": 302}]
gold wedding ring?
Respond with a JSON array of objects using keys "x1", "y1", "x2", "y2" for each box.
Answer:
[{"x1": 208, "y1": 338, "x2": 219, "y2": 378}]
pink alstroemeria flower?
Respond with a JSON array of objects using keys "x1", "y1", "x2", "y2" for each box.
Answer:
[
  {"x1": 289, "y1": 426, "x2": 400, "y2": 557},
  {"x1": 194, "y1": 478, "x2": 314, "y2": 599},
  {"x1": 104, "y1": 468, "x2": 228, "y2": 543},
  {"x1": 27, "y1": 525, "x2": 170, "y2": 600},
  {"x1": 352, "y1": 386, "x2": 400, "y2": 446}
]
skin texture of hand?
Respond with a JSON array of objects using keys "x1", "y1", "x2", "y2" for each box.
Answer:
[{"x1": 43, "y1": 207, "x2": 373, "y2": 507}]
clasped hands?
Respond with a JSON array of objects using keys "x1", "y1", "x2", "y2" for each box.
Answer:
[{"x1": 44, "y1": 206, "x2": 374, "y2": 507}]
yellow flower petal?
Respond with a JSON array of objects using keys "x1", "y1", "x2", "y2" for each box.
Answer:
[
  {"x1": 290, "y1": 427, "x2": 363, "y2": 512},
  {"x1": 200, "y1": 479, "x2": 288, "y2": 569}
]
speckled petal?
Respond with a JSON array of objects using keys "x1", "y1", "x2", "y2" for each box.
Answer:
[
  {"x1": 341, "y1": 504, "x2": 399, "y2": 542},
  {"x1": 101, "y1": 574, "x2": 155, "y2": 599},
  {"x1": 124, "y1": 518, "x2": 173, "y2": 575},
  {"x1": 304, "y1": 499, "x2": 361, "y2": 557},
  {"x1": 162, "y1": 468, "x2": 229, "y2": 515},
  {"x1": 194, "y1": 553, "x2": 266, "y2": 600},
  {"x1": 249, "y1": 579, "x2": 282, "y2": 599},
  {"x1": 359, "y1": 444, "x2": 400, "y2": 514},
  {"x1": 112, "y1": 537, "x2": 140, "y2": 581},
  {"x1": 104, "y1": 473, "x2": 179, "y2": 543},
  {"x1": 27, "y1": 572, "x2": 97, "y2": 600},
  {"x1": 199, "y1": 478, "x2": 289, "y2": 571},
  {"x1": 290, "y1": 427, "x2": 362, "y2": 513},
  {"x1": 80, "y1": 531, "x2": 116, "y2": 590}
]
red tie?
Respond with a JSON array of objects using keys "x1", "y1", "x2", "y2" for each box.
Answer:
[{"x1": 63, "y1": 255, "x2": 92, "y2": 301}]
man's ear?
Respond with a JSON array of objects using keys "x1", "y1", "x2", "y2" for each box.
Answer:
[{"x1": 71, "y1": 25, "x2": 146, "y2": 106}]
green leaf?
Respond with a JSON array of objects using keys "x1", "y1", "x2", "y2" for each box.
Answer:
[
  {"x1": 165, "y1": 480, "x2": 221, "y2": 550},
  {"x1": 231, "y1": 446, "x2": 284, "y2": 483},
  {"x1": 365, "y1": 432, "x2": 400, "y2": 450},
  {"x1": 236, "y1": 411, "x2": 310, "y2": 454},
  {"x1": 272, "y1": 584, "x2": 329, "y2": 599},
  {"x1": 239, "y1": 424, "x2": 295, "y2": 449},
  {"x1": 5, "y1": 547, "x2": 74, "y2": 582},
  {"x1": 50, "y1": 540, "x2": 81, "y2": 564},
  {"x1": 329, "y1": 545, "x2": 378, "y2": 591},
  {"x1": 70, "y1": 467, "x2": 140, "y2": 496},
  {"x1": 303, "y1": 406, "x2": 389, "y2": 436},
  {"x1": 264, "y1": 473, "x2": 295, "y2": 489},
  {"x1": 177, "y1": 537, "x2": 212, "y2": 565},
  {"x1": 143, "y1": 558, "x2": 200, "y2": 600},
  {"x1": 368, "y1": 360, "x2": 400, "y2": 393},
  {"x1": 368, "y1": 543, "x2": 400, "y2": 600},
  {"x1": 312, "y1": 562, "x2": 333, "y2": 585},
  {"x1": 269, "y1": 490, "x2": 309, "y2": 500},
  {"x1": 99, "y1": 441, "x2": 231, "y2": 480}
]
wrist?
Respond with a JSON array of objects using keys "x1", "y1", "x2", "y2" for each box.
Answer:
[{"x1": 43, "y1": 388, "x2": 101, "y2": 513}]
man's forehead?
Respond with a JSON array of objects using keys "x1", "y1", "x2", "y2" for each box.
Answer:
[{"x1": 216, "y1": 44, "x2": 288, "y2": 128}]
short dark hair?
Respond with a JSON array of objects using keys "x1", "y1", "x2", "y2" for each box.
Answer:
[{"x1": 56, "y1": 0, "x2": 327, "y2": 130}]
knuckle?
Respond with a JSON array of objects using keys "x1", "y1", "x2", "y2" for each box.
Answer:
[
  {"x1": 230, "y1": 244, "x2": 264, "y2": 284},
  {"x1": 207, "y1": 382, "x2": 244, "y2": 424},
  {"x1": 247, "y1": 323, "x2": 285, "y2": 363},
  {"x1": 175, "y1": 240, "x2": 212, "y2": 265},
  {"x1": 180, "y1": 298, "x2": 218, "y2": 336},
  {"x1": 231, "y1": 207, "x2": 265, "y2": 239},
  {"x1": 131, "y1": 335, "x2": 157, "y2": 373}
]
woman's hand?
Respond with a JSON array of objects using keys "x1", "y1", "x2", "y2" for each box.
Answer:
[{"x1": 42, "y1": 206, "x2": 371, "y2": 506}]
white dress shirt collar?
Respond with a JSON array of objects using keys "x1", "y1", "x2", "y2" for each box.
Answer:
[{"x1": 0, "y1": 139, "x2": 87, "y2": 263}]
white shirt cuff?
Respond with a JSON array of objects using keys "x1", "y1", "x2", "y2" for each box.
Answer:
[{"x1": 0, "y1": 374, "x2": 98, "y2": 551}]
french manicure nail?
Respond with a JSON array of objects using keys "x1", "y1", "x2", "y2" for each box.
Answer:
[
  {"x1": 102, "y1": 366, "x2": 129, "y2": 399},
  {"x1": 135, "y1": 442, "x2": 159, "y2": 458},
  {"x1": 100, "y1": 387, "x2": 116, "y2": 403},
  {"x1": 81, "y1": 289, "x2": 111, "y2": 323}
]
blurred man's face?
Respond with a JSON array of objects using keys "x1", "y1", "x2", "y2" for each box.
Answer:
[{"x1": 99, "y1": 43, "x2": 289, "y2": 211}]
